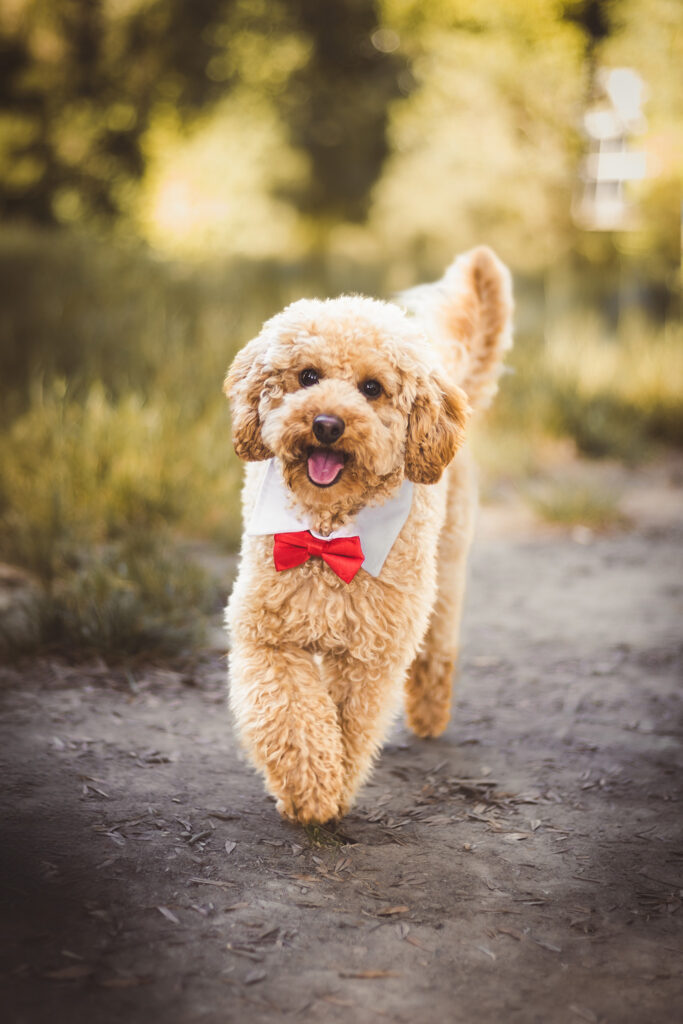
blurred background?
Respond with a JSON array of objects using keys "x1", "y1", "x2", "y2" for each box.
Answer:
[{"x1": 0, "y1": 0, "x2": 681, "y2": 659}]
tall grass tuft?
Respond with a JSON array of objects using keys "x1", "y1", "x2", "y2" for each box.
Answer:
[
  {"x1": 480, "y1": 314, "x2": 683, "y2": 467},
  {"x1": 526, "y1": 481, "x2": 627, "y2": 530},
  {"x1": 0, "y1": 380, "x2": 239, "y2": 658},
  {"x1": 543, "y1": 316, "x2": 683, "y2": 459},
  {"x1": 0, "y1": 540, "x2": 217, "y2": 659}
]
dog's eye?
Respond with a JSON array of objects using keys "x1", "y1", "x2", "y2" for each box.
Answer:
[
  {"x1": 299, "y1": 368, "x2": 320, "y2": 388},
  {"x1": 360, "y1": 379, "x2": 382, "y2": 399}
]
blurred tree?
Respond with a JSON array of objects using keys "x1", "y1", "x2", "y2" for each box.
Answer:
[
  {"x1": 0, "y1": 0, "x2": 239, "y2": 226},
  {"x1": 366, "y1": 0, "x2": 681, "y2": 285},
  {"x1": 0, "y1": 0, "x2": 678, "y2": 288},
  {"x1": 0, "y1": 0, "x2": 409, "y2": 230},
  {"x1": 273, "y1": 0, "x2": 410, "y2": 223},
  {"x1": 562, "y1": 0, "x2": 622, "y2": 96},
  {"x1": 369, "y1": 0, "x2": 589, "y2": 274},
  {"x1": 563, "y1": 0, "x2": 618, "y2": 50}
]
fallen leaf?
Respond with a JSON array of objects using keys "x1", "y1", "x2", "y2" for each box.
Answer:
[
  {"x1": 226, "y1": 944, "x2": 264, "y2": 962},
  {"x1": 188, "y1": 830, "x2": 212, "y2": 845},
  {"x1": 530, "y1": 936, "x2": 562, "y2": 953},
  {"x1": 45, "y1": 965, "x2": 94, "y2": 980},
  {"x1": 475, "y1": 945, "x2": 497, "y2": 961},
  {"x1": 339, "y1": 970, "x2": 400, "y2": 979},
  {"x1": 224, "y1": 840, "x2": 237, "y2": 855},
  {"x1": 188, "y1": 877, "x2": 236, "y2": 889},
  {"x1": 99, "y1": 975, "x2": 152, "y2": 988},
  {"x1": 190, "y1": 903, "x2": 213, "y2": 917},
  {"x1": 377, "y1": 905, "x2": 409, "y2": 917},
  {"x1": 206, "y1": 810, "x2": 240, "y2": 821},
  {"x1": 157, "y1": 905, "x2": 180, "y2": 925},
  {"x1": 569, "y1": 1005, "x2": 598, "y2": 1023},
  {"x1": 244, "y1": 968, "x2": 267, "y2": 985}
]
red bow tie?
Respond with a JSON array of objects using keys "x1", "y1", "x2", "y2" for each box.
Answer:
[{"x1": 273, "y1": 530, "x2": 364, "y2": 583}]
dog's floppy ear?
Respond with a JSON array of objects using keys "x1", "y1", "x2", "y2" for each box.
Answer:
[
  {"x1": 404, "y1": 372, "x2": 470, "y2": 484},
  {"x1": 223, "y1": 334, "x2": 274, "y2": 461}
]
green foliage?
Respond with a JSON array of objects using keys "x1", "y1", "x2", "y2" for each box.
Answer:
[
  {"x1": 527, "y1": 481, "x2": 627, "y2": 530},
  {"x1": 481, "y1": 313, "x2": 683, "y2": 463},
  {"x1": 273, "y1": 0, "x2": 410, "y2": 222},
  {"x1": 2, "y1": 0, "x2": 679, "y2": 281},
  {"x1": 0, "y1": 229, "x2": 169, "y2": 416},
  {"x1": 0, "y1": 373, "x2": 246, "y2": 561},
  {"x1": 0, "y1": 0, "x2": 239, "y2": 225},
  {"x1": 543, "y1": 316, "x2": 683, "y2": 458},
  {"x1": 0, "y1": 232, "x2": 253, "y2": 659},
  {"x1": 0, "y1": 226, "x2": 292, "y2": 415},
  {"x1": 0, "y1": 371, "x2": 235, "y2": 658},
  {"x1": 0, "y1": 539, "x2": 218, "y2": 659},
  {"x1": 0, "y1": 0, "x2": 410, "y2": 230}
]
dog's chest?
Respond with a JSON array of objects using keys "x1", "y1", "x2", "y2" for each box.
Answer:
[
  {"x1": 230, "y1": 480, "x2": 447, "y2": 661},
  {"x1": 262, "y1": 564, "x2": 375, "y2": 653}
]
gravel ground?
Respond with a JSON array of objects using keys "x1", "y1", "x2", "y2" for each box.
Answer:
[{"x1": 1, "y1": 471, "x2": 682, "y2": 1024}]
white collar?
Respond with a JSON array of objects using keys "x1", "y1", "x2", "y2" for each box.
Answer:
[{"x1": 247, "y1": 459, "x2": 413, "y2": 577}]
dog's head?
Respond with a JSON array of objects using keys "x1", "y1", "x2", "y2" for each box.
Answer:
[{"x1": 224, "y1": 296, "x2": 469, "y2": 530}]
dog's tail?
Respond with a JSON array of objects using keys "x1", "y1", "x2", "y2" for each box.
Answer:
[{"x1": 399, "y1": 246, "x2": 513, "y2": 411}]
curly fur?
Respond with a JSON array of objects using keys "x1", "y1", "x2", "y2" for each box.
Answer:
[{"x1": 224, "y1": 246, "x2": 513, "y2": 824}]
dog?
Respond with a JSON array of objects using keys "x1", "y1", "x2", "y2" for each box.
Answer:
[{"x1": 224, "y1": 247, "x2": 512, "y2": 825}]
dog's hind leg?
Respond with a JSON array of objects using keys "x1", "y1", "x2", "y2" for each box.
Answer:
[{"x1": 405, "y1": 448, "x2": 477, "y2": 738}]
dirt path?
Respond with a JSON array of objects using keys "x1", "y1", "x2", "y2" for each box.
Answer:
[{"x1": 1, "y1": 484, "x2": 682, "y2": 1024}]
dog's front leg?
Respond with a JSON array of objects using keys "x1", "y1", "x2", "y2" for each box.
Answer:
[
  {"x1": 229, "y1": 641, "x2": 344, "y2": 825},
  {"x1": 323, "y1": 652, "x2": 404, "y2": 816}
]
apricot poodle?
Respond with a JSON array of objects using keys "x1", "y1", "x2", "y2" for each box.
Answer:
[{"x1": 224, "y1": 247, "x2": 513, "y2": 824}]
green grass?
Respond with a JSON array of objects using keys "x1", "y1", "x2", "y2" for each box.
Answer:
[
  {"x1": 0, "y1": 227, "x2": 680, "y2": 658},
  {"x1": 0, "y1": 379, "x2": 240, "y2": 659},
  {"x1": 0, "y1": 380, "x2": 245, "y2": 570},
  {"x1": 483, "y1": 314, "x2": 683, "y2": 464},
  {"x1": 303, "y1": 823, "x2": 352, "y2": 848},
  {"x1": 526, "y1": 482, "x2": 627, "y2": 530},
  {"x1": 0, "y1": 539, "x2": 219, "y2": 659},
  {"x1": 544, "y1": 316, "x2": 683, "y2": 458}
]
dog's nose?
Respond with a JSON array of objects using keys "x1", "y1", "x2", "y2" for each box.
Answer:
[{"x1": 312, "y1": 414, "x2": 345, "y2": 445}]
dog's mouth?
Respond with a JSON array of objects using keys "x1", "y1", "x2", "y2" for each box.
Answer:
[{"x1": 306, "y1": 447, "x2": 346, "y2": 488}]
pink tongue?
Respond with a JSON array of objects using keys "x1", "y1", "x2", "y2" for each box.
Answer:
[{"x1": 308, "y1": 449, "x2": 344, "y2": 485}]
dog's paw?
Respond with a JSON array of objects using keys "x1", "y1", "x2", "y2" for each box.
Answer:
[
  {"x1": 405, "y1": 654, "x2": 455, "y2": 738},
  {"x1": 275, "y1": 790, "x2": 341, "y2": 826},
  {"x1": 407, "y1": 712, "x2": 449, "y2": 739}
]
